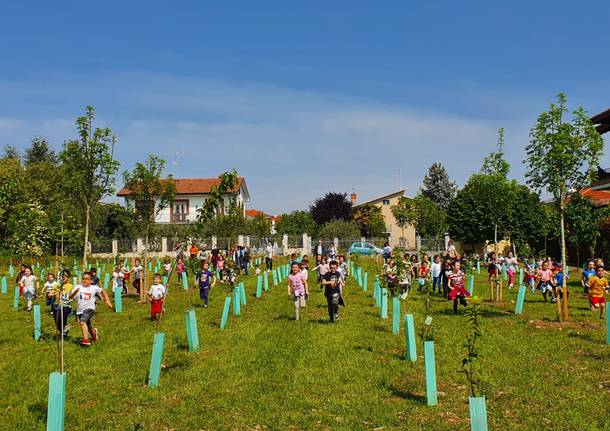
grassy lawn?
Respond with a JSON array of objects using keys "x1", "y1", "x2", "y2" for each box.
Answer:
[{"x1": 0, "y1": 256, "x2": 608, "y2": 430}]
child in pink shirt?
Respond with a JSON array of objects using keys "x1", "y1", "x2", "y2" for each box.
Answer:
[
  {"x1": 536, "y1": 261, "x2": 555, "y2": 302},
  {"x1": 288, "y1": 262, "x2": 309, "y2": 321}
]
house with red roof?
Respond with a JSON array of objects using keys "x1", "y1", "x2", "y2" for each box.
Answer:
[
  {"x1": 117, "y1": 177, "x2": 250, "y2": 224},
  {"x1": 245, "y1": 209, "x2": 279, "y2": 234}
]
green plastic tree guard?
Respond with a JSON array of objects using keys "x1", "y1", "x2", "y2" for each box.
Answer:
[
  {"x1": 33, "y1": 304, "x2": 42, "y2": 341},
  {"x1": 1, "y1": 276, "x2": 7, "y2": 294},
  {"x1": 240, "y1": 282, "x2": 246, "y2": 305},
  {"x1": 148, "y1": 332, "x2": 166, "y2": 388},
  {"x1": 220, "y1": 296, "x2": 231, "y2": 329},
  {"x1": 46, "y1": 372, "x2": 67, "y2": 431},
  {"x1": 264, "y1": 272, "x2": 269, "y2": 291},
  {"x1": 515, "y1": 285, "x2": 526, "y2": 315},
  {"x1": 256, "y1": 276, "x2": 263, "y2": 298},
  {"x1": 233, "y1": 287, "x2": 241, "y2": 316},
  {"x1": 114, "y1": 288, "x2": 122, "y2": 313},
  {"x1": 469, "y1": 396, "x2": 489, "y2": 431},
  {"x1": 392, "y1": 297, "x2": 400, "y2": 334},
  {"x1": 357, "y1": 267, "x2": 362, "y2": 287},
  {"x1": 606, "y1": 302, "x2": 609, "y2": 345},
  {"x1": 103, "y1": 273, "x2": 110, "y2": 290},
  {"x1": 182, "y1": 273, "x2": 188, "y2": 290},
  {"x1": 13, "y1": 286, "x2": 19, "y2": 310},
  {"x1": 404, "y1": 314, "x2": 417, "y2": 362},
  {"x1": 476, "y1": 261, "x2": 480, "y2": 274},
  {"x1": 518, "y1": 268, "x2": 524, "y2": 286},
  {"x1": 9, "y1": 264, "x2": 14, "y2": 277},
  {"x1": 374, "y1": 277, "x2": 381, "y2": 307},
  {"x1": 424, "y1": 340, "x2": 438, "y2": 406},
  {"x1": 184, "y1": 309, "x2": 200, "y2": 352},
  {"x1": 381, "y1": 288, "x2": 388, "y2": 319},
  {"x1": 468, "y1": 274, "x2": 475, "y2": 296},
  {"x1": 272, "y1": 270, "x2": 278, "y2": 286},
  {"x1": 363, "y1": 272, "x2": 368, "y2": 292}
]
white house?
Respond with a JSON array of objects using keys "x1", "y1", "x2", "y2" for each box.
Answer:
[{"x1": 117, "y1": 177, "x2": 250, "y2": 223}]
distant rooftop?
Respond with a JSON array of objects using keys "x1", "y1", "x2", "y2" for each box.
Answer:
[{"x1": 591, "y1": 109, "x2": 610, "y2": 135}]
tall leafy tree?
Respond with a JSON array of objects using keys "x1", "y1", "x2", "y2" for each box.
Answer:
[
  {"x1": 478, "y1": 128, "x2": 514, "y2": 248},
  {"x1": 352, "y1": 204, "x2": 386, "y2": 237},
  {"x1": 564, "y1": 194, "x2": 608, "y2": 266},
  {"x1": 524, "y1": 94, "x2": 604, "y2": 321},
  {"x1": 59, "y1": 106, "x2": 120, "y2": 268},
  {"x1": 248, "y1": 214, "x2": 272, "y2": 238},
  {"x1": 3, "y1": 145, "x2": 20, "y2": 160},
  {"x1": 392, "y1": 195, "x2": 447, "y2": 239},
  {"x1": 24, "y1": 137, "x2": 57, "y2": 165},
  {"x1": 196, "y1": 170, "x2": 242, "y2": 248},
  {"x1": 276, "y1": 210, "x2": 317, "y2": 236},
  {"x1": 123, "y1": 155, "x2": 176, "y2": 301},
  {"x1": 421, "y1": 162, "x2": 456, "y2": 210},
  {"x1": 309, "y1": 192, "x2": 352, "y2": 225},
  {"x1": 317, "y1": 219, "x2": 360, "y2": 239},
  {"x1": 7, "y1": 202, "x2": 50, "y2": 257}
]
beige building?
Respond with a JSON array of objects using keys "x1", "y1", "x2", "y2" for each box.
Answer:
[{"x1": 353, "y1": 190, "x2": 416, "y2": 249}]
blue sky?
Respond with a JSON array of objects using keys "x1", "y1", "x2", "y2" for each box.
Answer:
[{"x1": 1, "y1": 1, "x2": 609, "y2": 213}]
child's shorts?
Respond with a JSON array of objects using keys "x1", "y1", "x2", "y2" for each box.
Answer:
[
  {"x1": 590, "y1": 296, "x2": 605, "y2": 306},
  {"x1": 78, "y1": 309, "x2": 95, "y2": 325},
  {"x1": 24, "y1": 289, "x2": 36, "y2": 300}
]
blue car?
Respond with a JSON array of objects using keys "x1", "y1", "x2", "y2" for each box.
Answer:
[{"x1": 348, "y1": 241, "x2": 383, "y2": 256}]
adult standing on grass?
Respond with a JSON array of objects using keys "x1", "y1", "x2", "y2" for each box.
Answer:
[
  {"x1": 321, "y1": 260, "x2": 344, "y2": 323},
  {"x1": 288, "y1": 262, "x2": 309, "y2": 321},
  {"x1": 265, "y1": 241, "x2": 274, "y2": 272},
  {"x1": 69, "y1": 271, "x2": 112, "y2": 346},
  {"x1": 314, "y1": 240, "x2": 325, "y2": 259}
]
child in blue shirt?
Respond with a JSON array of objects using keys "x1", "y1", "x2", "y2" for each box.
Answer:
[{"x1": 198, "y1": 261, "x2": 216, "y2": 308}]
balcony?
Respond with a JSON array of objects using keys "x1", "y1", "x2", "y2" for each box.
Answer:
[{"x1": 171, "y1": 213, "x2": 189, "y2": 223}]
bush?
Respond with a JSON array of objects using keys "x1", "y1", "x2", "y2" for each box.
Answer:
[{"x1": 317, "y1": 219, "x2": 360, "y2": 239}]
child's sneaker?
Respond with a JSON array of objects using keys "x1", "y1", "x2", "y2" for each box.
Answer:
[
  {"x1": 92, "y1": 328, "x2": 98, "y2": 342},
  {"x1": 81, "y1": 339, "x2": 91, "y2": 346}
]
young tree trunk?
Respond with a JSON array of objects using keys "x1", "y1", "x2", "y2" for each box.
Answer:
[
  {"x1": 83, "y1": 205, "x2": 90, "y2": 270},
  {"x1": 559, "y1": 208, "x2": 569, "y2": 321},
  {"x1": 141, "y1": 230, "x2": 149, "y2": 303}
]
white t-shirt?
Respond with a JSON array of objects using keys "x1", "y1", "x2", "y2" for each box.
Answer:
[
  {"x1": 148, "y1": 284, "x2": 166, "y2": 300},
  {"x1": 112, "y1": 271, "x2": 124, "y2": 289},
  {"x1": 132, "y1": 265, "x2": 143, "y2": 280},
  {"x1": 71, "y1": 284, "x2": 103, "y2": 314},
  {"x1": 45, "y1": 280, "x2": 59, "y2": 293},
  {"x1": 21, "y1": 275, "x2": 37, "y2": 293},
  {"x1": 431, "y1": 262, "x2": 442, "y2": 278},
  {"x1": 163, "y1": 263, "x2": 171, "y2": 272},
  {"x1": 266, "y1": 245, "x2": 273, "y2": 259},
  {"x1": 300, "y1": 268, "x2": 309, "y2": 281}
]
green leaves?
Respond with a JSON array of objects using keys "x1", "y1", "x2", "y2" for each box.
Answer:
[
  {"x1": 525, "y1": 93, "x2": 604, "y2": 202},
  {"x1": 122, "y1": 154, "x2": 176, "y2": 228}
]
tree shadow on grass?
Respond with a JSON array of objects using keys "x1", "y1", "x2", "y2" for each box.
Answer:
[
  {"x1": 27, "y1": 402, "x2": 47, "y2": 423},
  {"x1": 389, "y1": 387, "x2": 427, "y2": 405}
]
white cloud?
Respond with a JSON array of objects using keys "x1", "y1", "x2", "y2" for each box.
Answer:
[{"x1": 0, "y1": 72, "x2": 588, "y2": 213}]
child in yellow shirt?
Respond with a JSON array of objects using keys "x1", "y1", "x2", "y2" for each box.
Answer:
[{"x1": 587, "y1": 265, "x2": 608, "y2": 319}]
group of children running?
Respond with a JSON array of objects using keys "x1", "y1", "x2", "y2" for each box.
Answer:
[{"x1": 383, "y1": 253, "x2": 470, "y2": 314}]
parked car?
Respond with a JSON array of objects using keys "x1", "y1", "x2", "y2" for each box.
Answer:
[{"x1": 348, "y1": 241, "x2": 383, "y2": 256}]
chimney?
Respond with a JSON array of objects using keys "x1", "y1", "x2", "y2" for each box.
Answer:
[{"x1": 350, "y1": 192, "x2": 357, "y2": 205}]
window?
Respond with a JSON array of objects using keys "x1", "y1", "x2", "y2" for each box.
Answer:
[
  {"x1": 382, "y1": 199, "x2": 390, "y2": 205},
  {"x1": 170, "y1": 200, "x2": 189, "y2": 223}
]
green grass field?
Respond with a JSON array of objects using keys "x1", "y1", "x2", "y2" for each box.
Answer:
[{"x1": 0, "y1": 257, "x2": 608, "y2": 430}]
